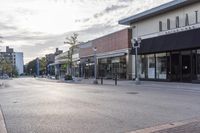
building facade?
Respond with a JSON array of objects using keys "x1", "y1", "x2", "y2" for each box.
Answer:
[
  {"x1": 14, "y1": 52, "x2": 24, "y2": 75},
  {"x1": 46, "y1": 48, "x2": 63, "y2": 75},
  {"x1": 119, "y1": 0, "x2": 200, "y2": 82},
  {"x1": 79, "y1": 29, "x2": 132, "y2": 79},
  {"x1": 0, "y1": 46, "x2": 24, "y2": 75}
]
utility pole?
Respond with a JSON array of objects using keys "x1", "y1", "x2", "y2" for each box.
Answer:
[
  {"x1": 131, "y1": 38, "x2": 142, "y2": 85},
  {"x1": 93, "y1": 47, "x2": 98, "y2": 84}
]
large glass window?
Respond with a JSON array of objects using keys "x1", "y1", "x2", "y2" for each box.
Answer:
[
  {"x1": 98, "y1": 56, "x2": 126, "y2": 79},
  {"x1": 156, "y1": 53, "x2": 167, "y2": 79},
  {"x1": 147, "y1": 54, "x2": 155, "y2": 79}
]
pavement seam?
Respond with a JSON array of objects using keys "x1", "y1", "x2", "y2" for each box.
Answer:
[
  {"x1": 0, "y1": 105, "x2": 8, "y2": 133},
  {"x1": 128, "y1": 118, "x2": 200, "y2": 133}
]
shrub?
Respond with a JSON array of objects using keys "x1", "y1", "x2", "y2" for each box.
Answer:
[{"x1": 64, "y1": 74, "x2": 72, "y2": 80}]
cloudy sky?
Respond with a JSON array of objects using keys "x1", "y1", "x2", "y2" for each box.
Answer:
[{"x1": 0, "y1": 0, "x2": 171, "y2": 63}]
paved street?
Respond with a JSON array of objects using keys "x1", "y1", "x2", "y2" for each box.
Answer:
[{"x1": 0, "y1": 78, "x2": 200, "y2": 133}]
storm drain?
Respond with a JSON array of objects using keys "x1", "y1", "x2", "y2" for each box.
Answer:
[{"x1": 126, "y1": 92, "x2": 139, "y2": 95}]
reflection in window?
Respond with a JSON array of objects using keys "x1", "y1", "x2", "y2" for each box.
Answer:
[
  {"x1": 156, "y1": 53, "x2": 167, "y2": 79},
  {"x1": 197, "y1": 50, "x2": 200, "y2": 80},
  {"x1": 138, "y1": 55, "x2": 147, "y2": 79},
  {"x1": 147, "y1": 54, "x2": 155, "y2": 79}
]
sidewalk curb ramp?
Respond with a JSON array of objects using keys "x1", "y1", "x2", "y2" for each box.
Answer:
[
  {"x1": 128, "y1": 118, "x2": 200, "y2": 133},
  {"x1": 0, "y1": 106, "x2": 7, "y2": 133}
]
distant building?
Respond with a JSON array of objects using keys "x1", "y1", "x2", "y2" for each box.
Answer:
[
  {"x1": 46, "y1": 48, "x2": 63, "y2": 76},
  {"x1": 46, "y1": 48, "x2": 63, "y2": 66},
  {"x1": 0, "y1": 46, "x2": 24, "y2": 75},
  {"x1": 14, "y1": 52, "x2": 24, "y2": 75}
]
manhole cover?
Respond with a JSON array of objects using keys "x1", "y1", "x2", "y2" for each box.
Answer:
[{"x1": 127, "y1": 92, "x2": 139, "y2": 95}]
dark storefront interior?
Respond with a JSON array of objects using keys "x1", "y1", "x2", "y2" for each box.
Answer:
[
  {"x1": 81, "y1": 56, "x2": 127, "y2": 79},
  {"x1": 139, "y1": 50, "x2": 200, "y2": 82},
  {"x1": 98, "y1": 56, "x2": 127, "y2": 79},
  {"x1": 137, "y1": 28, "x2": 200, "y2": 82}
]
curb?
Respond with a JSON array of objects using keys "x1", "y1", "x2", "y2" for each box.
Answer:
[
  {"x1": 0, "y1": 106, "x2": 7, "y2": 133},
  {"x1": 128, "y1": 118, "x2": 200, "y2": 133}
]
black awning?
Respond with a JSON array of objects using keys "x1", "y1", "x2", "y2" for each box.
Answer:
[{"x1": 135, "y1": 28, "x2": 200, "y2": 54}]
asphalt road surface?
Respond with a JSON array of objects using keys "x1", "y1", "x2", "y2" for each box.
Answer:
[{"x1": 0, "y1": 78, "x2": 200, "y2": 133}]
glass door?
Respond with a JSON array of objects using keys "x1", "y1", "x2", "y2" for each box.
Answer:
[
  {"x1": 171, "y1": 52, "x2": 181, "y2": 81},
  {"x1": 181, "y1": 51, "x2": 191, "y2": 82}
]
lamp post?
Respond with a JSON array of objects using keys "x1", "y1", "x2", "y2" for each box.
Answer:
[
  {"x1": 131, "y1": 38, "x2": 142, "y2": 85},
  {"x1": 93, "y1": 47, "x2": 98, "y2": 84}
]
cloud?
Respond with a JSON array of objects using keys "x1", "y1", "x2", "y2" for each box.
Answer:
[{"x1": 0, "y1": 0, "x2": 172, "y2": 63}]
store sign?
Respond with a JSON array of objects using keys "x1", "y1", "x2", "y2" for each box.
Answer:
[
  {"x1": 142, "y1": 23, "x2": 200, "y2": 40},
  {"x1": 164, "y1": 24, "x2": 200, "y2": 35}
]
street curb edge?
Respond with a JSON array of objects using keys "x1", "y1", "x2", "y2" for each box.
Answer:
[
  {"x1": 0, "y1": 105, "x2": 7, "y2": 133},
  {"x1": 128, "y1": 118, "x2": 200, "y2": 133}
]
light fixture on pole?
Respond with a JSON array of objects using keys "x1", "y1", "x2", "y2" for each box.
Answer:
[
  {"x1": 93, "y1": 47, "x2": 98, "y2": 84},
  {"x1": 131, "y1": 37, "x2": 142, "y2": 85}
]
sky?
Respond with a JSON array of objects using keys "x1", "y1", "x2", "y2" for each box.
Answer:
[{"x1": 0, "y1": 0, "x2": 171, "y2": 64}]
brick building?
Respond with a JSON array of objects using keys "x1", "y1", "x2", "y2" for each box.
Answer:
[{"x1": 79, "y1": 29, "x2": 132, "y2": 79}]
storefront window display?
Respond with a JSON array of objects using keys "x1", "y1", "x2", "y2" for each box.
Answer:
[
  {"x1": 98, "y1": 56, "x2": 127, "y2": 79},
  {"x1": 156, "y1": 53, "x2": 167, "y2": 79},
  {"x1": 138, "y1": 55, "x2": 147, "y2": 79}
]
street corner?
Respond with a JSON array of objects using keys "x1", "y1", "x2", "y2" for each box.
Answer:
[
  {"x1": 0, "y1": 106, "x2": 7, "y2": 133},
  {"x1": 128, "y1": 118, "x2": 200, "y2": 133}
]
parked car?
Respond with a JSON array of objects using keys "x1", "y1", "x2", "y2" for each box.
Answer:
[{"x1": 0, "y1": 74, "x2": 9, "y2": 79}]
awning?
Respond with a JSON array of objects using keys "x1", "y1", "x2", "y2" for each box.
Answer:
[
  {"x1": 133, "y1": 28, "x2": 200, "y2": 54},
  {"x1": 98, "y1": 52, "x2": 126, "y2": 59}
]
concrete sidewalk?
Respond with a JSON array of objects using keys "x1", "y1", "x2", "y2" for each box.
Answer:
[
  {"x1": 40, "y1": 77, "x2": 200, "y2": 91},
  {"x1": 0, "y1": 106, "x2": 7, "y2": 133},
  {"x1": 77, "y1": 78, "x2": 200, "y2": 90},
  {"x1": 130, "y1": 118, "x2": 200, "y2": 133}
]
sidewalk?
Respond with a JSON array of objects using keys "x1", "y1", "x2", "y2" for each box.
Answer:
[
  {"x1": 40, "y1": 77, "x2": 200, "y2": 91},
  {"x1": 77, "y1": 78, "x2": 200, "y2": 90},
  {"x1": 130, "y1": 118, "x2": 200, "y2": 133},
  {"x1": 0, "y1": 106, "x2": 7, "y2": 133}
]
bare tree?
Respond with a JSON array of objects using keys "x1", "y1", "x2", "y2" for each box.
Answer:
[{"x1": 64, "y1": 33, "x2": 79, "y2": 75}]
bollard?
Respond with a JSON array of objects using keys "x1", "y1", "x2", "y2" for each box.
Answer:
[
  {"x1": 115, "y1": 74, "x2": 117, "y2": 86},
  {"x1": 101, "y1": 77, "x2": 103, "y2": 85}
]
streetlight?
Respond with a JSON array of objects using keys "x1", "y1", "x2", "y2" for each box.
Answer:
[
  {"x1": 131, "y1": 37, "x2": 142, "y2": 85},
  {"x1": 93, "y1": 47, "x2": 98, "y2": 84}
]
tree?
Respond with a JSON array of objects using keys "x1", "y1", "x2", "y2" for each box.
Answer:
[
  {"x1": 40, "y1": 57, "x2": 47, "y2": 75},
  {"x1": 26, "y1": 59, "x2": 36, "y2": 75},
  {"x1": 64, "y1": 33, "x2": 79, "y2": 74},
  {"x1": 0, "y1": 58, "x2": 14, "y2": 76}
]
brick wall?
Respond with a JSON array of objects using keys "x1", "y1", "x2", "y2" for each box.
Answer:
[{"x1": 80, "y1": 29, "x2": 132, "y2": 58}]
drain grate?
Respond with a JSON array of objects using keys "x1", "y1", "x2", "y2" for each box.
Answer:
[{"x1": 126, "y1": 92, "x2": 139, "y2": 95}]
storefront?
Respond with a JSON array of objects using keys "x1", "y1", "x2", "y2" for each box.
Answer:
[
  {"x1": 79, "y1": 29, "x2": 132, "y2": 80},
  {"x1": 98, "y1": 55, "x2": 127, "y2": 79},
  {"x1": 80, "y1": 57, "x2": 95, "y2": 78},
  {"x1": 137, "y1": 28, "x2": 200, "y2": 82}
]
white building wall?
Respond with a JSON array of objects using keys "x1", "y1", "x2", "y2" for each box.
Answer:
[
  {"x1": 129, "y1": 2, "x2": 200, "y2": 79},
  {"x1": 15, "y1": 52, "x2": 24, "y2": 75},
  {"x1": 131, "y1": 2, "x2": 200, "y2": 38}
]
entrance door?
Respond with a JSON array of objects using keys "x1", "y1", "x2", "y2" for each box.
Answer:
[
  {"x1": 181, "y1": 51, "x2": 191, "y2": 82},
  {"x1": 171, "y1": 52, "x2": 181, "y2": 81}
]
